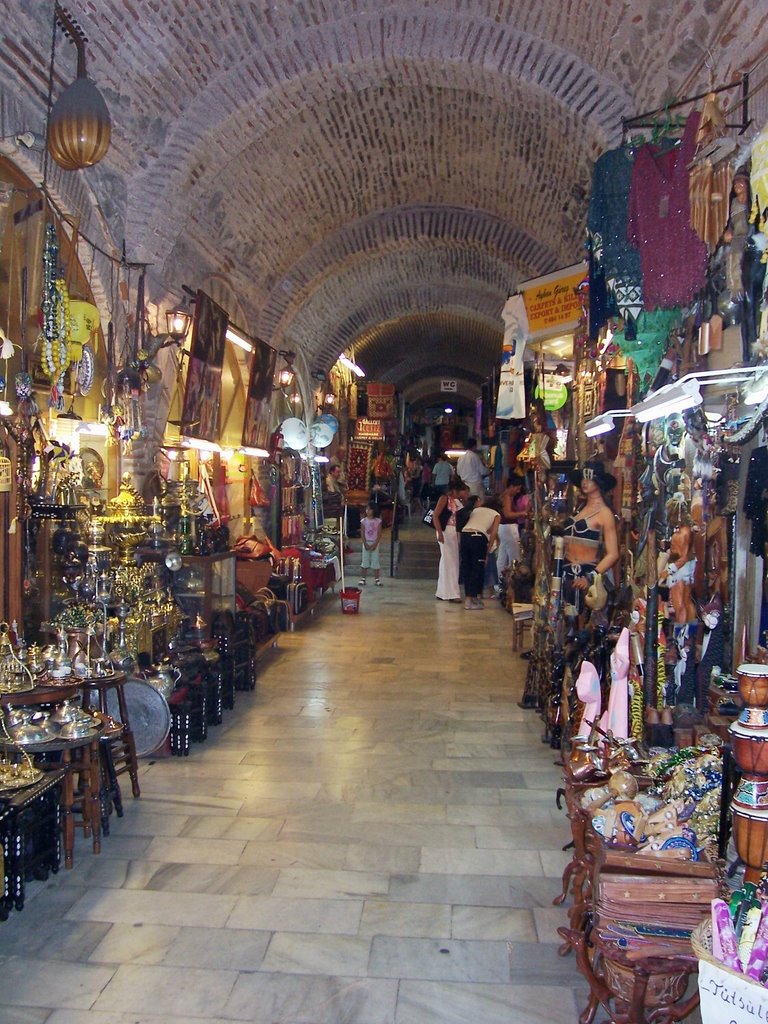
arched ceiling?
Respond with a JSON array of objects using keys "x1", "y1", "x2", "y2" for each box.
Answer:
[{"x1": 0, "y1": 0, "x2": 764, "y2": 406}]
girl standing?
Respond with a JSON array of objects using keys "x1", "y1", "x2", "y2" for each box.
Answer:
[{"x1": 359, "y1": 504, "x2": 383, "y2": 587}]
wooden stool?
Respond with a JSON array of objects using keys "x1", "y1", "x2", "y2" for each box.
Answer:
[
  {"x1": 80, "y1": 672, "x2": 140, "y2": 799},
  {"x1": 511, "y1": 602, "x2": 534, "y2": 651}
]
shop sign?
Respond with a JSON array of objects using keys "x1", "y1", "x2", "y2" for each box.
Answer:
[
  {"x1": 355, "y1": 417, "x2": 384, "y2": 440},
  {"x1": 534, "y1": 380, "x2": 569, "y2": 411},
  {"x1": 698, "y1": 958, "x2": 768, "y2": 1023},
  {"x1": 520, "y1": 263, "x2": 585, "y2": 336}
]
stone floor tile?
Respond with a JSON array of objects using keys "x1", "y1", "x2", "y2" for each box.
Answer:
[
  {"x1": 1, "y1": 956, "x2": 116, "y2": 1011},
  {"x1": 259, "y1": 931, "x2": 373, "y2": 976},
  {"x1": 90, "y1": 963, "x2": 238, "y2": 1017},
  {"x1": 451, "y1": 905, "x2": 537, "y2": 941},
  {"x1": 369, "y1": 935, "x2": 511, "y2": 982},
  {"x1": 395, "y1": 980, "x2": 581, "y2": 1024},
  {"x1": 227, "y1": 894, "x2": 362, "y2": 933},
  {"x1": 224, "y1": 973, "x2": 398, "y2": 1024}
]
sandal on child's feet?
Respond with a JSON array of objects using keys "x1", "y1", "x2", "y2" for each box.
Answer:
[
  {"x1": 375, "y1": 578, "x2": 382, "y2": 586},
  {"x1": 359, "y1": 579, "x2": 366, "y2": 586}
]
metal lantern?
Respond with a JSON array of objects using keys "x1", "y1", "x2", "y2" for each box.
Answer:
[
  {"x1": 47, "y1": 76, "x2": 111, "y2": 170},
  {"x1": 46, "y1": 6, "x2": 111, "y2": 172}
]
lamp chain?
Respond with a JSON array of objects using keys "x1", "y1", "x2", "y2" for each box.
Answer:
[{"x1": 41, "y1": 0, "x2": 59, "y2": 190}]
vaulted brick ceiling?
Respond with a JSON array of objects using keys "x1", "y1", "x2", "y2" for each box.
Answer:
[{"x1": 0, "y1": 1, "x2": 763, "y2": 409}]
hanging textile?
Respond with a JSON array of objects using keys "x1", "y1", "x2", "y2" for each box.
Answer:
[
  {"x1": 587, "y1": 146, "x2": 642, "y2": 286},
  {"x1": 496, "y1": 294, "x2": 528, "y2": 419},
  {"x1": 347, "y1": 439, "x2": 373, "y2": 491},
  {"x1": 627, "y1": 112, "x2": 708, "y2": 310},
  {"x1": 751, "y1": 121, "x2": 768, "y2": 209},
  {"x1": 367, "y1": 383, "x2": 395, "y2": 419}
]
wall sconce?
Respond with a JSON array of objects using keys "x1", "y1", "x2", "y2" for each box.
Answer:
[
  {"x1": 277, "y1": 350, "x2": 296, "y2": 389},
  {"x1": 324, "y1": 386, "x2": 335, "y2": 405},
  {"x1": 165, "y1": 305, "x2": 192, "y2": 342}
]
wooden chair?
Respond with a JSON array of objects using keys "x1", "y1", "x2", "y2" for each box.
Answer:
[{"x1": 511, "y1": 601, "x2": 534, "y2": 651}]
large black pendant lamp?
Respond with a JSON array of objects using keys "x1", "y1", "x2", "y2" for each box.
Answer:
[{"x1": 46, "y1": 4, "x2": 111, "y2": 172}]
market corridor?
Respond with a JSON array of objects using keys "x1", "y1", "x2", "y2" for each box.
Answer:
[{"x1": 0, "y1": 579, "x2": 589, "y2": 1023}]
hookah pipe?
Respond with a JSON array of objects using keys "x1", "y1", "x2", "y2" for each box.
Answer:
[{"x1": 545, "y1": 535, "x2": 567, "y2": 747}]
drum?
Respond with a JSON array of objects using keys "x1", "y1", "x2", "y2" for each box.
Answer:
[
  {"x1": 733, "y1": 774, "x2": 768, "y2": 812},
  {"x1": 737, "y1": 663, "x2": 768, "y2": 708},
  {"x1": 105, "y1": 678, "x2": 171, "y2": 757},
  {"x1": 732, "y1": 804, "x2": 768, "y2": 884},
  {"x1": 729, "y1": 721, "x2": 768, "y2": 774}
]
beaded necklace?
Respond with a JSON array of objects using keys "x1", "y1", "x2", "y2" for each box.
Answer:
[{"x1": 40, "y1": 223, "x2": 72, "y2": 409}]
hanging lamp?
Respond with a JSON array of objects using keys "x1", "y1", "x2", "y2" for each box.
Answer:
[{"x1": 47, "y1": 4, "x2": 111, "y2": 171}]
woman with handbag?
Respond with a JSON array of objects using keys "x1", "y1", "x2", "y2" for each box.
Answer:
[{"x1": 433, "y1": 477, "x2": 470, "y2": 602}]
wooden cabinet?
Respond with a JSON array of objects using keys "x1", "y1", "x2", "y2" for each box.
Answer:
[{"x1": 173, "y1": 552, "x2": 236, "y2": 635}]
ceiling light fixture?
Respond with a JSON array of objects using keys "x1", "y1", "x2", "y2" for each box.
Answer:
[
  {"x1": 630, "y1": 367, "x2": 761, "y2": 422},
  {"x1": 583, "y1": 410, "x2": 634, "y2": 436},
  {"x1": 225, "y1": 325, "x2": 253, "y2": 353},
  {"x1": 239, "y1": 445, "x2": 270, "y2": 458},
  {"x1": 338, "y1": 353, "x2": 365, "y2": 377},
  {"x1": 182, "y1": 436, "x2": 221, "y2": 453}
]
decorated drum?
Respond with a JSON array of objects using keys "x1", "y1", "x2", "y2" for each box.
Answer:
[
  {"x1": 737, "y1": 705, "x2": 768, "y2": 729},
  {"x1": 729, "y1": 721, "x2": 768, "y2": 774},
  {"x1": 732, "y1": 804, "x2": 768, "y2": 884},
  {"x1": 737, "y1": 663, "x2": 768, "y2": 708},
  {"x1": 732, "y1": 774, "x2": 768, "y2": 812}
]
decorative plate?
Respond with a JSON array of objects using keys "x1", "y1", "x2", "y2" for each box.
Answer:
[{"x1": 76, "y1": 344, "x2": 95, "y2": 396}]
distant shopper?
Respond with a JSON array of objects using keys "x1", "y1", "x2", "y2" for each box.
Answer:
[
  {"x1": 431, "y1": 452, "x2": 452, "y2": 499},
  {"x1": 460, "y1": 496, "x2": 501, "y2": 610},
  {"x1": 497, "y1": 475, "x2": 529, "y2": 578},
  {"x1": 359, "y1": 503, "x2": 383, "y2": 587},
  {"x1": 457, "y1": 439, "x2": 487, "y2": 497},
  {"x1": 433, "y1": 478, "x2": 470, "y2": 602}
]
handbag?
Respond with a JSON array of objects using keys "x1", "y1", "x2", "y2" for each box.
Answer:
[{"x1": 422, "y1": 508, "x2": 435, "y2": 528}]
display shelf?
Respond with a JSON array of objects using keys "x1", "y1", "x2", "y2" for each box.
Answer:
[{"x1": 173, "y1": 552, "x2": 236, "y2": 635}]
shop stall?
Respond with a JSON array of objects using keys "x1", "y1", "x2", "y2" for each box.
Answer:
[
  {"x1": 0, "y1": 157, "x2": 352, "y2": 910},
  {"x1": 497, "y1": 97, "x2": 768, "y2": 1021}
]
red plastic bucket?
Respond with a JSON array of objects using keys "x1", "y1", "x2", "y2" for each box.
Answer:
[{"x1": 340, "y1": 587, "x2": 361, "y2": 614}]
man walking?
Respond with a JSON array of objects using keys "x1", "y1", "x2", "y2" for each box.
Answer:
[{"x1": 457, "y1": 438, "x2": 487, "y2": 497}]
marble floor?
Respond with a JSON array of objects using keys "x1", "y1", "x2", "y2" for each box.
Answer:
[{"x1": 0, "y1": 575, "x2": 595, "y2": 1023}]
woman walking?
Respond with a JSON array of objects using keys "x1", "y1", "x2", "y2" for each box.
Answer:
[{"x1": 433, "y1": 478, "x2": 470, "y2": 602}]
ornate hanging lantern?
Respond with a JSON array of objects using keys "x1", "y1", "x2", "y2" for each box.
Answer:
[{"x1": 47, "y1": 5, "x2": 111, "y2": 172}]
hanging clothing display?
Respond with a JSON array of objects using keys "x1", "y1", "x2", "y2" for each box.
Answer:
[
  {"x1": 587, "y1": 146, "x2": 642, "y2": 286},
  {"x1": 627, "y1": 112, "x2": 708, "y2": 310}
]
